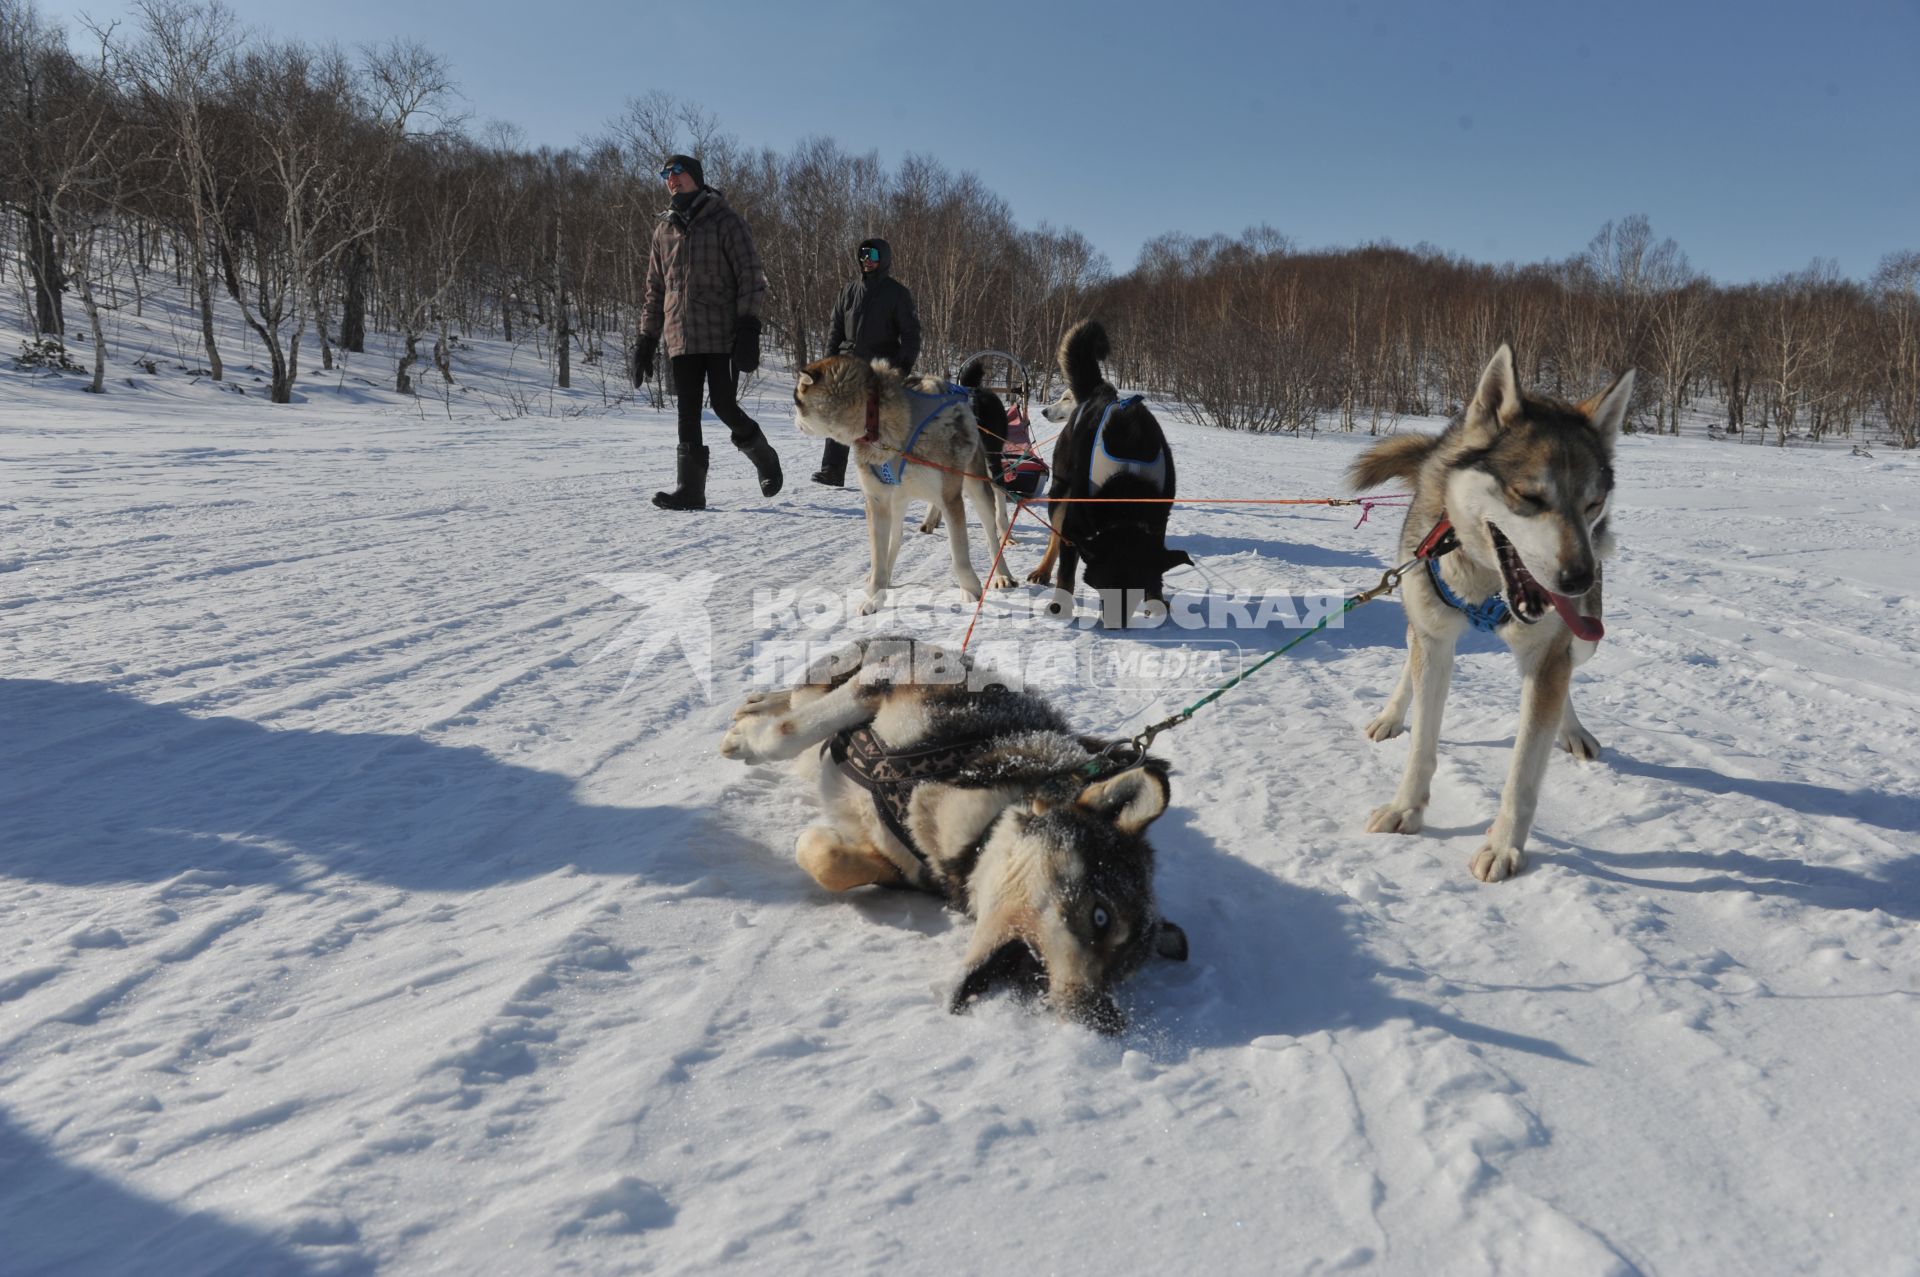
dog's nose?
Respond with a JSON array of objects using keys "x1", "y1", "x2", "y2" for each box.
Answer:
[{"x1": 1556, "y1": 565, "x2": 1594, "y2": 596}]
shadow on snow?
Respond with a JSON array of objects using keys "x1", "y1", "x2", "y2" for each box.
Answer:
[{"x1": 0, "y1": 677, "x2": 785, "y2": 899}]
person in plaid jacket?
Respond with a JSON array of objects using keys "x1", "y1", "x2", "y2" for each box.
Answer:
[{"x1": 634, "y1": 154, "x2": 782, "y2": 511}]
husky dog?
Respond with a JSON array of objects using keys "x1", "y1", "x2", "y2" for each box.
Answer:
[
  {"x1": 794, "y1": 357, "x2": 1013, "y2": 614},
  {"x1": 1027, "y1": 321, "x2": 1191, "y2": 619},
  {"x1": 719, "y1": 637, "x2": 1189, "y2": 1033},
  {"x1": 1349, "y1": 346, "x2": 1631, "y2": 883}
]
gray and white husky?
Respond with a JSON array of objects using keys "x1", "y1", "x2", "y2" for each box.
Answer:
[
  {"x1": 793, "y1": 357, "x2": 1013, "y2": 614},
  {"x1": 719, "y1": 637, "x2": 1189, "y2": 1033},
  {"x1": 1348, "y1": 346, "x2": 1632, "y2": 883}
]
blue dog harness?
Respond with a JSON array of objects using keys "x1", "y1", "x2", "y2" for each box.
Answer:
[
  {"x1": 868, "y1": 383, "x2": 975, "y2": 485},
  {"x1": 1424, "y1": 550, "x2": 1511, "y2": 631}
]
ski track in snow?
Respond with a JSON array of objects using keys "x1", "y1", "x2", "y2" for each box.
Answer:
[{"x1": 3, "y1": 329, "x2": 1918, "y2": 1275}]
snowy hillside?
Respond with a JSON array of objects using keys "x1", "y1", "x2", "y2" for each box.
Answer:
[{"x1": 2, "y1": 316, "x2": 1917, "y2": 1275}]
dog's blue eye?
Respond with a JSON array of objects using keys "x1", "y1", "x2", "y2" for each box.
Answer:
[{"x1": 1091, "y1": 906, "x2": 1111, "y2": 932}]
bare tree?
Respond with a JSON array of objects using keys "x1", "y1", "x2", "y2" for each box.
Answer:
[
  {"x1": 1872, "y1": 252, "x2": 1920, "y2": 449},
  {"x1": 125, "y1": 0, "x2": 237, "y2": 379}
]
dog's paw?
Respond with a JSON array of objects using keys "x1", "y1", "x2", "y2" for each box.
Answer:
[
  {"x1": 858, "y1": 593, "x2": 883, "y2": 617},
  {"x1": 987, "y1": 567, "x2": 1016, "y2": 590},
  {"x1": 1469, "y1": 840, "x2": 1527, "y2": 882},
  {"x1": 1365, "y1": 804, "x2": 1424, "y2": 834},
  {"x1": 732, "y1": 690, "x2": 789, "y2": 720},
  {"x1": 718, "y1": 721, "x2": 758, "y2": 761},
  {"x1": 1364, "y1": 713, "x2": 1407, "y2": 742},
  {"x1": 1558, "y1": 723, "x2": 1602, "y2": 761},
  {"x1": 1024, "y1": 566, "x2": 1052, "y2": 586},
  {"x1": 720, "y1": 717, "x2": 792, "y2": 764},
  {"x1": 918, "y1": 517, "x2": 941, "y2": 535}
]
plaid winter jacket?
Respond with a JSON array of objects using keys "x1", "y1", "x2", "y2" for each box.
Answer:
[{"x1": 640, "y1": 189, "x2": 767, "y2": 358}]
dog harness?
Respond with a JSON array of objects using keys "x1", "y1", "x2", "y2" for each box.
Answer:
[
  {"x1": 826, "y1": 725, "x2": 988, "y2": 864},
  {"x1": 1084, "y1": 395, "x2": 1163, "y2": 491},
  {"x1": 1425, "y1": 556, "x2": 1511, "y2": 631},
  {"x1": 867, "y1": 383, "x2": 974, "y2": 485},
  {"x1": 1416, "y1": 519, "x2": 1511, "y2": 632}
]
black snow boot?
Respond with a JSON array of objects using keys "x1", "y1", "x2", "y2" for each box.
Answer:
[
  {"x1": 812, "y1": 439, "x2": 848, "y2": 487},
  {"x1": 653, "y1": 443, "x2": 709, "y2": 511},
  {"x1": 739, "y1": 430, "x2": 783, "y2": 498}
]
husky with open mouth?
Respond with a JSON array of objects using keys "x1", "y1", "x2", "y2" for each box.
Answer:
[
  {"x1": 719, "y1": 637, "x2": 1189, "y2": 1033},
  {"x1": 1348, "y1": 345, "x2": 1632, "y2": 882}
]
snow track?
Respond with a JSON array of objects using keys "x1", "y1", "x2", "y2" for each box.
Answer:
[{"x1": 2, "y1": 352, "x2": 1917, "y2": 1274}]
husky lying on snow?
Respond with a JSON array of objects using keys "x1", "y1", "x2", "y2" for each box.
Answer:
[
  {"x1": 719, "y1": 637, "x2": 1189, "y2": 1033},
  {"x1": 1028, "y1": 320, "x2": 1190, "y2": 620},
  {"x1": 1348, "y1": 345, "x2": 1632, "y2": 883},
  {"x1": 793, "y1": 357, "x2": 1013, "y2": 614}
]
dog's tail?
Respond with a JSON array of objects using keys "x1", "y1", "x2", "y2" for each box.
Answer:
[
  {"x1": 1059, "y1": 319, "x2": 1110, "y2": 403},
  {"x1": 1346, "y1": 434, "x2": 1436, "y2": 491}
]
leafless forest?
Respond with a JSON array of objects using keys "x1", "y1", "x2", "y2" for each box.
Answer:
[{"x1": 4, "y1": 0, "x2": 1915, "y2": 446}]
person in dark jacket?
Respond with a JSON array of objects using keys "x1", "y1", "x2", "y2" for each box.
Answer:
[
  {"x1": 811, "y1": 238, "x2": 922, "y2": 487},
  {"x1": 635, "y1": 153, "x2": 781, "y2": 511}
]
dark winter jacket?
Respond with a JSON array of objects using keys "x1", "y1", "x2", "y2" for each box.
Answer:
[
  {"x1": 827, "y1": 239, "x2": 921, "y2": 372},
  {"x1": 640, "y1": 188, "x2": 767, "y2": 358}
]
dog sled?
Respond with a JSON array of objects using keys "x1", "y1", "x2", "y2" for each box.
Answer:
[{"x1": 955, "y1": 349, "x2": 1050, "y2": 498}]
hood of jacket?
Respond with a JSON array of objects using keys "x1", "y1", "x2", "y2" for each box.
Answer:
[{"x1": 858, "y1": 237, "x2": 892, "y2": 278}]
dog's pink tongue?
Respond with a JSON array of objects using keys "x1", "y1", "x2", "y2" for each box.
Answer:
[{"x1": 1549, "y1": 591, "x2": 1605, "y2": 642}]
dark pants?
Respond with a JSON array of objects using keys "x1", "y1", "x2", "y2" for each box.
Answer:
[
  {"x1": 818, "y1": 438, "x2": 849, "y2": 477},
  {"x1": 671, "y1": 353, "x2": 761, "y2": 448}
]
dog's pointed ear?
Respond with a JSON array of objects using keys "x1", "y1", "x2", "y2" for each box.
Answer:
[
  {"x1": 797, "y1": 371, "x2": 815, "y2": 387},
  {"x1": 1162, "y1": 548, "x2": 1194, "y2": 571},
  {"x1": 1580, "y1": 369, "x2": 1634, "y2": 451},
  {"x1": 950, "y1": 940, "x2": 1045, "y2": 1014},
  {"x1": 1076, "y1": 766, "x2": 1170, "y2": 834},
  {"x1": 1469, "y1": 344, "x2": 1523, "y2": 431},
  {"x1": 1154, "y1": 919, "x2": 1189, "y2": 961}
]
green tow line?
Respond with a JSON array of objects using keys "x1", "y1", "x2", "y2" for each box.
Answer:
[{"x1": 1080, "y1": 554, "x2": 1420, "y2": 780}]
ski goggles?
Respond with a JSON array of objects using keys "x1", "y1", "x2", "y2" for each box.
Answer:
[
  {"x1": 857, "y1": 246, "x2": 882, "y2": 263},
  {"x1": 659, "y1": 162, "x2": 688, "y2": 180}
]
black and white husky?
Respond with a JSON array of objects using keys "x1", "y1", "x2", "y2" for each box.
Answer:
[
  {"x1": 1027, "y1": 320, "x2": 1190, "y2": 620},
  {"x1": 1348, "y1": 346, "x2": 1632, "y2": 882},
  {"x1": 719, "y1": 637, "x2": 1189, "y2": 1033}
]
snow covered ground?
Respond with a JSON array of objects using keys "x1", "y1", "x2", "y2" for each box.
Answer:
[{"x1": 2, "y1": 314, "x2": 1917, "y2": 1275}]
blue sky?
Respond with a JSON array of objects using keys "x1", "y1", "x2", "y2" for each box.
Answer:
[{"x1": 49, "y1": 0, "x2": 1920, "y2": 282}]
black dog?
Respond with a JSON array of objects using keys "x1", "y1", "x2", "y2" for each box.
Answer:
[{"x1": 1027, "y1": 320, "x2": 1190, "y2": 622}]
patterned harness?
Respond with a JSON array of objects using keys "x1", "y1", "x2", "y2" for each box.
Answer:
[{"x1": 825, "y1": 726, "x2": 989, "y2": 865}]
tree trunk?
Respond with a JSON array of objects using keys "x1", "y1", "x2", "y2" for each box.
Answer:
[
  {"x1": 312, "y1": 282, "x2": 334, "y2": 371},
  {"x1": 397, "y1": 331, "x2": 418, "y2": 394},
  {"x1": 26, "y1": 197, "x2": 66, "y2": 337},
  {"x1": 189, "y1": 222, "x2": 223, "y2": 380},
  {"x1": 77, "y1": 260, "x2": 107, "y2": 394},
  {"x1": 340, "y1": 242, "x2": 369, "y2": 352},
  {"x1": 554, "y1": 220, "x2": 571, "y2": 390}
]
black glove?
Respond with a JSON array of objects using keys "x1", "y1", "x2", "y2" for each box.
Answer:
[
  {"x1": 732, "y1": 317, "x2": 761, "y2": 374},
  {"x1": 633, "y1": 333, "x2": 659, "y2": 384}
]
